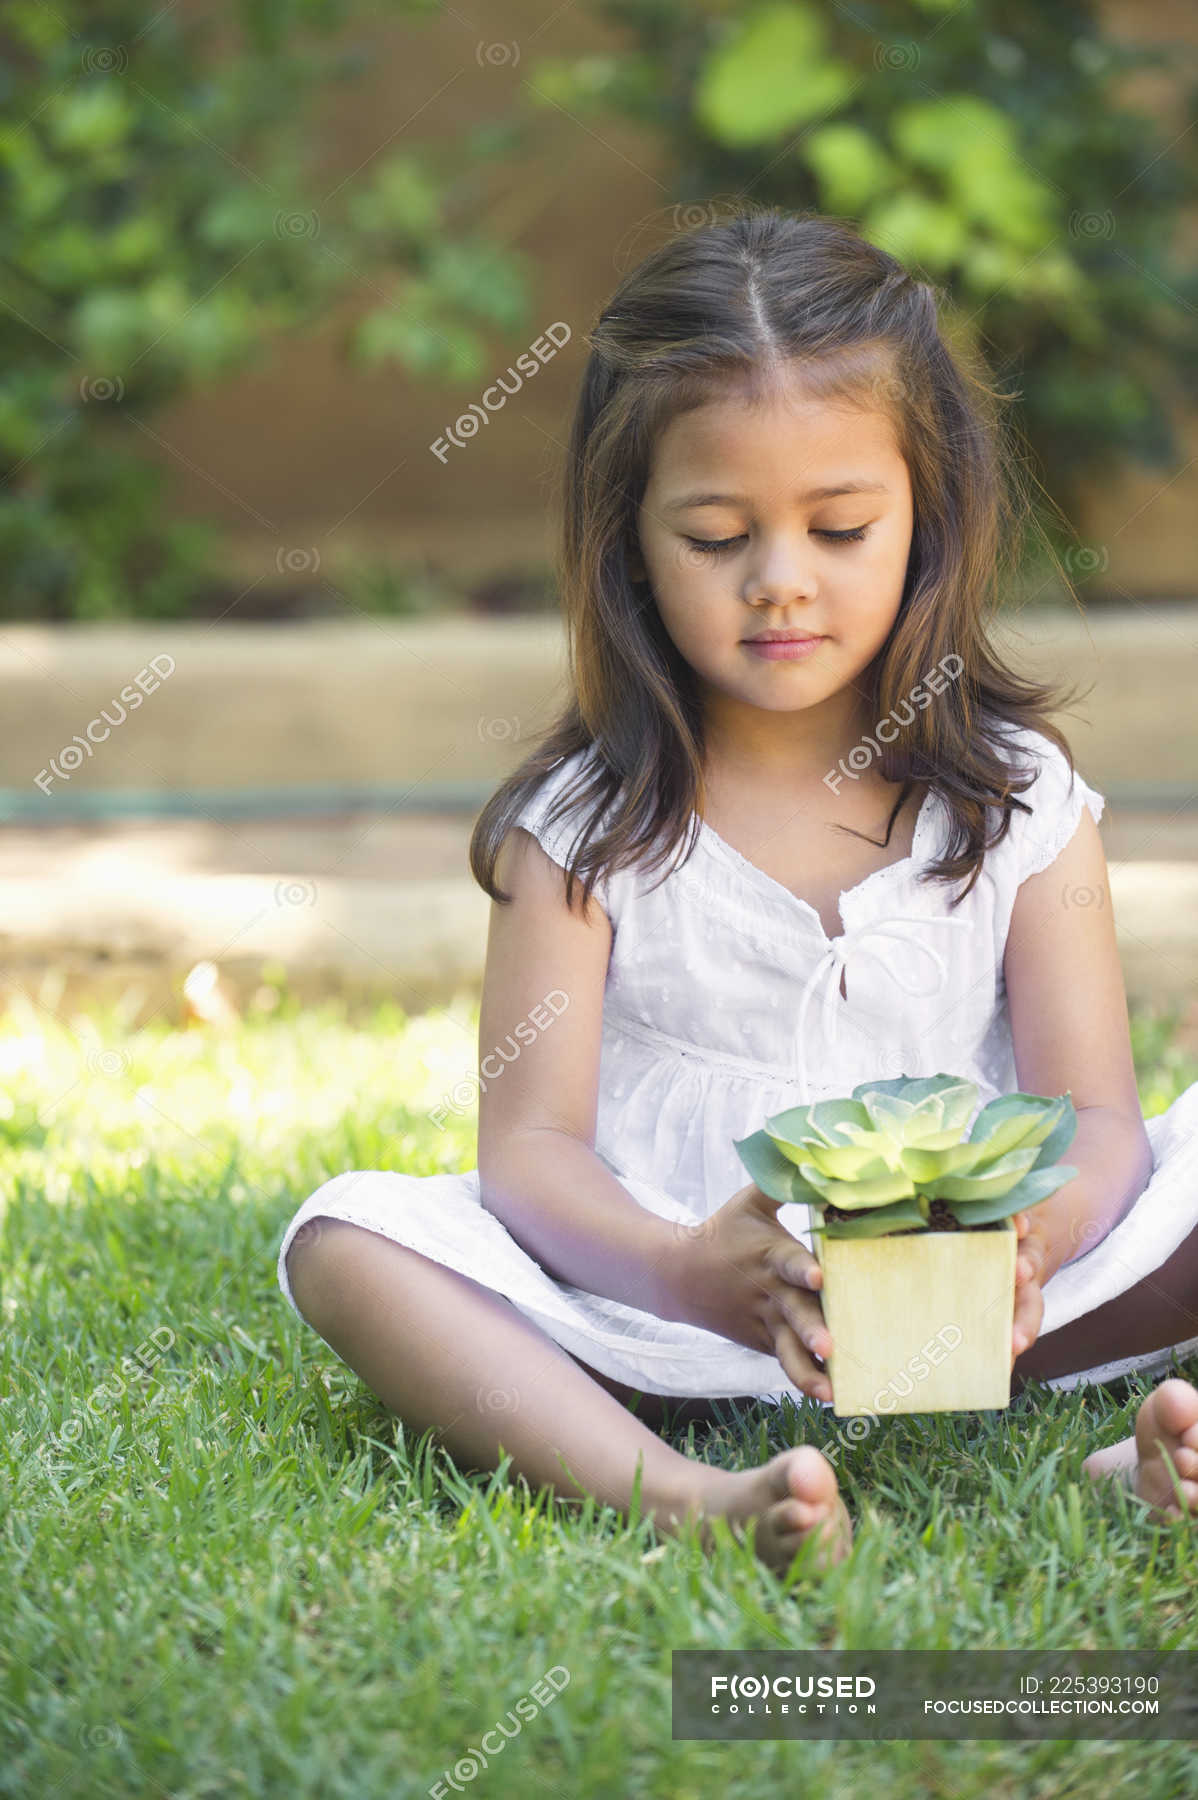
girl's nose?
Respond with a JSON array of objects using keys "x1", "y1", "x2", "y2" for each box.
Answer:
[{"x1": 741, "y1": 540, "x2": 820, "y2": 607}]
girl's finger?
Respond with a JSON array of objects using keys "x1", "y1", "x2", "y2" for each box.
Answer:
[
  {"x1": 774, "y1": 1277, "x2": 829, "y2": 1340},
  {"x1": 1016, "y1": 1231, "x2": 1045, "y2": 1286},
  {"x1": 1012, "y1": 1284, "x2": 1043, "y2": 1356},
  {"x1": 773, "y1": 1317, "x2": 832, "y2": 1402},
  {"x1": 775, "y1": 1252, "x2": 821, "y2": 1289},
  {"x1": 778, "y1": 1295, "x2": 830, "y2": 1362}
]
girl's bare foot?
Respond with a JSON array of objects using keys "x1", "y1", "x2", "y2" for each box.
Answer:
[
  {"x1": 1081, "y1": 1378, "x2": 1198, "y2": 1521},
  {"x1": 663, "y1": 1444, "x2": 853, "y2": 1576}
]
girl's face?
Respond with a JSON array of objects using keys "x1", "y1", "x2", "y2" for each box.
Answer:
[{"x1": 633, "y1": 368, "x2": 915, "y2": 748}]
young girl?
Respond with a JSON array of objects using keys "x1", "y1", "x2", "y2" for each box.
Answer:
[{"x1": 277, "y1": 208, "x2": 1198, "y2": 1574}]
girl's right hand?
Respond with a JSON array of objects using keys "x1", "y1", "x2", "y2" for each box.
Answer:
[{"x1": 661, "y1": 1180, "x2": 834, "y2": 1403}]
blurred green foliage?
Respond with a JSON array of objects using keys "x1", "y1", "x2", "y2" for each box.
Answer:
[
  {"x1": 3, "y1": 1, "x2": 1193, "y2": 621},
  {"x1": 527, "y1": 0, "x2": 1198, "y2": 586},
  {"x1": 0, "y1": 0, "x2": 531, "y2": 619}
]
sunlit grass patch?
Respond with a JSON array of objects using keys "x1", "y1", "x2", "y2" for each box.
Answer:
[{"x1": 2, "y1": 988, "x2": 1195, "y2": 1798}]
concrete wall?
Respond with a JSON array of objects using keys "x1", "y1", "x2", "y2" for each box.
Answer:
[{"x1": 4, "y1": 606, "x2": 1197, "y2": 803}]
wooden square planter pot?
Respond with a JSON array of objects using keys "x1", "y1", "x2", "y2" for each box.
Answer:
[{"x1": 813, "y1": 1216, "x2": 1018, "y2": 1417}]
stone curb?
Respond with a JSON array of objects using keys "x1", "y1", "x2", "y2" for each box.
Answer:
[{"x1": 2, "y1": 861, "x2": 1195, "y2": 1026}]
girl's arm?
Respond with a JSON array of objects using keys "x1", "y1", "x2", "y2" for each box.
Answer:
[
  {"x1": 1002, "y1": 800, "x2": 1154, "y2": 1286},
  {"x1": 474, "y1": 824, "x2": 683, "y2": 1318}
]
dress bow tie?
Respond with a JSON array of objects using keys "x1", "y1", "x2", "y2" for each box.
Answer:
[{"x1": 791, "y1": 912, "x2": 975, "y2": 1105}]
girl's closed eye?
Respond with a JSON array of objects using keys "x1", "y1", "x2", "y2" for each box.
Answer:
[{"x1": 684, "y1": 526, "x2": 870, "y2": 555}]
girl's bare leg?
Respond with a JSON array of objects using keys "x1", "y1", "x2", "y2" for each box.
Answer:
[
  {"x1": 1012, "y1": 1215, "x2": 1198, "y2": 1387},
  {"x1": 1012, "y1": 1217, "x2": 1198, "y2": 1520},
  {"x1": 559, "y1": 1356, "x2": 765, "y2": 1436},
  {"x1": 284, "y1": 1217, "x2": 851, "y2": 1573}
]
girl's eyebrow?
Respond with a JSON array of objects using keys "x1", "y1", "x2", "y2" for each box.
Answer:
[{"x1": 662, "y1": 479, "x2": 890, "y2": 511}]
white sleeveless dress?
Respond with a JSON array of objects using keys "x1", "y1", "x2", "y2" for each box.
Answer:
[{"x1": 276, "y1": 725, "x2": 1198, "y2": 1403}]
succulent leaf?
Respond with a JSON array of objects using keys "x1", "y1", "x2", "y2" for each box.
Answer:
[
  {"x1": 735, "y1": 1074, "x2": 1078, "y2": 1238},
  {"x1": 967, "y1": 1091, "x2": 1070, "y2": 1161},
  {"x1": 798, "y1": 1161, "x2": 917, "y2": 1208},
  {"x1": 799, "y1": 1141, "x2": 896, "y2": 1182},
  {"x1": 899, "y1": 1138, "x2": 992, "y2": 1182},
  {"x1": 853, "y1": 1073, "x2": 975, "y2": 1110},
  {"x1": 918, "y1": 1143, "x2": 1042, "y2": 1201},
  {"x1": 903, "y1": 1123, "x2": 976, "y2": 1152},
  {"x1": 1026, "y1": 1098, "x2": 1078, "y2": 1171},
  {"x1": 803, "y1": 1098, "x2": 874, "y2": 1142},
  {"x1": 943, "y1": 1162, "x2": 1079, "y2": 1224},
  {"x1": 850, "y1": 1075, "x2": 916, "y2": 1102},
  {"x1": 815, "y1": 1195, "x2": 929, "y2": 1238},
  {"x1": 927, "y1": 1079, "x2": 981, "y2": 1134},
  {"x1": 733, "y1": 1127, "x2": 824, "y2": 1206},
  {"x1": 860, "y1": 1093, "x2": 918, "y2": 1133},
  {"x1": 759, "y1": 1101, "x2": 816, "y2": 1144}
]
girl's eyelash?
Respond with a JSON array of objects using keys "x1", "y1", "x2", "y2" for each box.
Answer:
[{"x1": 684, "y1": 528, "x2": 868, "y2": 555}]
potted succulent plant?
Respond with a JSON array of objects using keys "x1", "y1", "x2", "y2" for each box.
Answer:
[{"x1": 734, "y1": 1074, "x2": 1079, "y2": 1417}]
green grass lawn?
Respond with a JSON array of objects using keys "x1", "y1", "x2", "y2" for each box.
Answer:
[{"x1": 2, "y1": 986, "x2": 1197, "y2": 1798}]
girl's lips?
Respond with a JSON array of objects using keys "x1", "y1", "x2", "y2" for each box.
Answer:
[{"x1": 742, "y1": 635, "x2": 826, "y2": 661}]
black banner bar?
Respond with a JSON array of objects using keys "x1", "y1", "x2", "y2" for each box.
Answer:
[{"x1": 672, "y1": 1650, "x2": 1198, "y2": 1740}]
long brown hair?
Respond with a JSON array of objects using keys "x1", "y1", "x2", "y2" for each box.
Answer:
[{"x1": 470, "y1": 205, "x2": 1089, "y2": 915}]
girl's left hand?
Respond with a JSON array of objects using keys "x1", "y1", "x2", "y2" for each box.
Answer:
[{"x1": 1011, "y1": 1209, "x2": 1050, "y2": 1364}]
